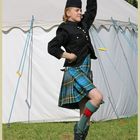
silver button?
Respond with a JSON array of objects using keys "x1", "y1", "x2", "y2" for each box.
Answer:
[{"x1": 77, "y1": 26, "x2": 81, "y2": 29}]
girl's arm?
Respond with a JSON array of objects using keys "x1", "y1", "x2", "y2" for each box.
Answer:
[
  {"x1": 81, "y1": 0, "x2": 97, "y2": 30},
  {"x1": 48, "y1": 28, "x2": 77, "y2": 62},
  {"x1": 48, "y1": 29, "x2": 68, "y2": 59}
]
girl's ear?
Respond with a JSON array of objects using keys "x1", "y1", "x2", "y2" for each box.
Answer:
[{"x1": 66, "y1": 9, "x2": 71, "y2": 17}]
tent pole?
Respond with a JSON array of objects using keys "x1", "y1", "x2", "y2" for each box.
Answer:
[
  {"x1": 25, "y1": 20, "x2": 34, "y2": 123},
  {"x1": 7, "y1": 16, "x2": 34, "y2": 127}
]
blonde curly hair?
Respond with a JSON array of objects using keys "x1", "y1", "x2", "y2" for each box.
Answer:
[{"x1": 63, "y1": 8, "x2": 72, "y2": 22}]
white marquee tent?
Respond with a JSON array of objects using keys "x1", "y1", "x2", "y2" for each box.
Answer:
[{"x1": 2, "y1": 0, "x2": 137, "y2": 123}]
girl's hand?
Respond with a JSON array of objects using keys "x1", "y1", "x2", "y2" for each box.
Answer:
[
  {"x1": 62, "y1": 52, "x2": 77, "y2": 63},
  {"x1": 67, "y1": 53, "x2": 77, "y2": 63}
]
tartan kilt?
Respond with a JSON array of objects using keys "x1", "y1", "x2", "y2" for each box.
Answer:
[{"x1": 58, "y1": 55, "x2": 96, "y2": 109}]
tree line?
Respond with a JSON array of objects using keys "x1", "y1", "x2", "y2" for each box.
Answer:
[{"x1": 125, "y1": 0, "x2": 138, "y2": 8}]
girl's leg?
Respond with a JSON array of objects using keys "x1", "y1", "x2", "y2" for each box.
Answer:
[
  {"x1": 77, "y1": 88, "x2": 103, "y2": 134},
  {"x1": 79, "y1": 97, "x2": 90, "y2": 124},
  {"x1": 74, "y1": 97, "x2": 89, "y2": 140},
  {"x1": 87, "y1": 88, "x2": 103, "y2": 107},
  {"x1": 79, "y1": 98, "x2": 90, "y2": 138},
  {"x1": 79, "y1": 97, "x2": 88, "y2": 116}
]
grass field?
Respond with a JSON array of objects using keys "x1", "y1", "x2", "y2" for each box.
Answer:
[{"x1": 3, "y1": 115, "x2": 137, "y2": 140}]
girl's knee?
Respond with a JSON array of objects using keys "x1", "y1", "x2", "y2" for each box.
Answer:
[
  {"x1": 98, "y1": 92, "x2": 103, "y2": 101},
  {"x1": 88, "y1": 88, "x2": 103, "y2": 103}
]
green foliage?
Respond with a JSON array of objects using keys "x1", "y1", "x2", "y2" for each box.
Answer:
[
  {"x1": 125, "y1": 0, "x2": 138, "y2": 8},
  {"x1": 3, "y1": 115, "x2": 137, "y2": 140}
]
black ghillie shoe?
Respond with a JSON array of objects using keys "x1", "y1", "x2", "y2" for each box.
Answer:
[
  {"x1": 74, "y1": 132, "x2": 84, "y2": 140},
  {"x1": 82, "y1": 125, "x2": 90, "y2": 140},
  {"x1": 74, "y1": 123, "x2": 90, "y2": 140},
  {"x1": 74, "y1": 123, "x2": 84, "y2": 140}
]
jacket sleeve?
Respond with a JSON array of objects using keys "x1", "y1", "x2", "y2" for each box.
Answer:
[
  {"x1": 81, "y1": 0, "x2": 97, "y2": 30},
  {"x1": 48, "y1": 27, "x2": 69, "y2": 59}
]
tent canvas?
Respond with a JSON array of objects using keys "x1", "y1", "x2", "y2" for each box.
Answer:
[
  {"x1": 3, "y1": 0, "x2": 137, "y2": 27},
  {"x1": 2, "y1": 0, "x2": 138, "y2": 123}
]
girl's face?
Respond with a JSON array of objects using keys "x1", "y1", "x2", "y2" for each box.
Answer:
[{"x1": 66, "y1": 7, "x2": 82, "y2": 22}]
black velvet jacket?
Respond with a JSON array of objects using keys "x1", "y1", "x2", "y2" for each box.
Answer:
[{"x1": 48, "y1": 0, "x2": 97, "y2": 67}]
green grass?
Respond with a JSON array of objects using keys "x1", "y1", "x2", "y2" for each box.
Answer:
[{"x1": 3, "y1": 115, "x2": 137, "y2": 140}]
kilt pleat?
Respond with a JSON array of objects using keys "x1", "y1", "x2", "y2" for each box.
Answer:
[{"x1": 58, "y1": 55, "x2": 96, "y2": 109}]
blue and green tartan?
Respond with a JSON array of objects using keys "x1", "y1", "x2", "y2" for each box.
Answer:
[{"x1": 58, "y1": 55, "x2": 96, "y2": 109}]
